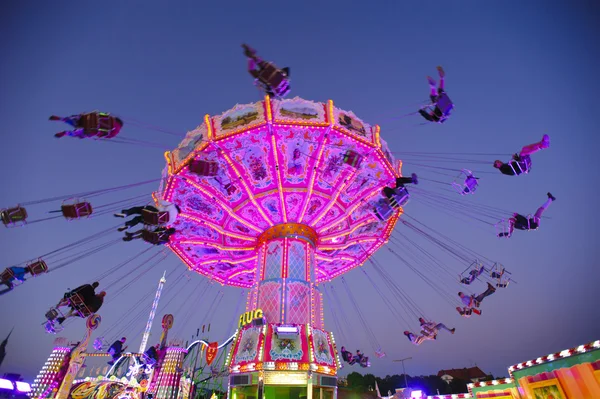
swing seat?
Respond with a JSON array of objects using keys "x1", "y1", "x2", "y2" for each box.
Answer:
[
  {"x1": 0, "y1": 268, "x2": 15, "y2": 282},
  {"x1": 359, "y1": 358, "x2": 370, "y2": 368},
  {"x1": 343, "y1": 150, "x2": 363, "y2": 168},
  {"x1": 26, "y1": 259, "x2": 48, "y2": 276},
  {"x1": 388, "y1": 187, "x2": 409, "y2": 209},
  {"x1": 80, "y1": 113, "x2": 122, "y2": 138},
  {"x1": 490, "y1": 263, "x2": 505, "y2": 275},
  {"x1": 509, "y1": 155, "x2": 532, "y2": 175},
  {"x1": 142, "y1": 209, "x2": 170, "y2": 225},
  {"x1": 69, "y1": 293, "x2": 93, "y2": 317},
  {"x1": 1, "y1": 206, "x2": 28, "y2": 227},
  {"x1": 435, "y1": 92, "x2": 454, "y2": 116},
  {"x1": 494, "y1": 219, "x2": 511, "y2": 238},
  {"x1": 189, "y1": 159, "x2": 219, "y2": 177},
  {"x1": 45, "y1": 308, "x2": 60, "y2": 321},
  {"x1": 44, "y1": 319, "x2": 63, "y2": 334},
  {"x1": 451, "y1": 169, "x2": 478, "y2": 195},
  {"x1": 61, "y1": 201, "x2": 93, "y2": 219},
  {"x1": 255, "y1": 63, "x2": 290, "y2": 98},
  {"x1": 373, "y1": 198, "x2": 395, "y2": 222},
  {"x1": 142, "y1": 229, "x2": 171, "y2": 245},
  {"x1": 525, "y1": 214, "x2": 539, "y2": 231},
  {"x1": 375, "y1": 350, "x2": 386, "y2": 358}
]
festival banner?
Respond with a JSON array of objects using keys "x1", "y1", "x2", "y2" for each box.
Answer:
[{"x1": 206, "y1": 342, "x2": 219, "y2": 366}]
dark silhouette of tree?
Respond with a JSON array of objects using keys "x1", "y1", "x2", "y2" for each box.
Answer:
[{"x1": 341, "y1": 371, "x2": 471, "y2": 396}]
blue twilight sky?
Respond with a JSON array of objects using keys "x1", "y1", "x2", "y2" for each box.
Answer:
[{"x1": 1, "y1": 0, "x2": 599, "y2": 382}]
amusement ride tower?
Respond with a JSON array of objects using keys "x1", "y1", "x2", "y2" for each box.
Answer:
[{"x1": 161, "y1": 96, "x2": 404, "y2": 399}]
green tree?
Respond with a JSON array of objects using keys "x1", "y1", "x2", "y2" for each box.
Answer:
[{"x1": 346, "y1": 372, "x2": 367, "y2": 392}]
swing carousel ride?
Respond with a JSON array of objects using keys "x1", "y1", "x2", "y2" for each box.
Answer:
[{"x1": 0, "y1": 45, "x2": 552, "y2": 399}]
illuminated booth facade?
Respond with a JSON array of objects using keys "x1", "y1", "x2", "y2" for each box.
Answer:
[{"x1": 468, "y1": 340, "x2": 600, "y2": 399}]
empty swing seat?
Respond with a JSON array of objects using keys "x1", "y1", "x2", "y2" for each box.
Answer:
[
  {"x1": 142, "y1": 209, "x2": 170, "y2": 225},
  {"x1": 451, "y1": 169, "x2": 478, "y2": 195},
  {"x1": 343, "y1": 150, "x2": 363, "y2": 168},
  {"x1": 27, "y1": 259, "x2": 48, "y2": 275},
  {"x1": 189, "y1": 160, "x2": 219, "y2": 177},
  {"x1": 61, "y1": 202, "x2": 93, "y2": 219},
  {"x1": 373, "y1": 198, "x2": 395, "y2": 222},
  {"x1": 0, "y1": 268, "x2": 15, "y2": 282},
  {"x1": 1, "y1": 206, "x2": 28, "y2": 227}
]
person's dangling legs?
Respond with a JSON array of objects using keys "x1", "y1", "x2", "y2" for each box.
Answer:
[
  {"x1": 55, "y1": 128, "x2": 85, "y2": 139},
  {"x1": 475, "y1": 283, "x2": 496, "y2": 304},
  {"x1": 49, "y1": 115, "x2": 80, "y2": 127},
  {"x1": 436, "y1": 66, "x2": 445, "y2": 91},
  {"x1": 124, "y1": 215, "x2": 144, "y2": 229},
  {"x1": 434, "y1": 323, "x2": 455, "y2": 334},
  {"x1": 396, "y1": 174, "x2": 418, "y2": 187},
  {"x1": 122, "y1": 206, "x2": 154, "y2": 216},
  {"x1": 123, "y1": 229, "x2": 145, "y2": 242},
  {"x1": 532, "y1": 193, "x2": 556, "y2": 224},
  {"x1": 427, "y1": 76, "x2": 438, "y2": 102},
  {"x1": 519, "y1": 135, "x2": 550, "y2": 156},
  {"x1": 62, "y1": 115, "x2": 81, "y2": 127},
  {"x1": 118, "y1": 215, "x2": 143, "y2": 232}
]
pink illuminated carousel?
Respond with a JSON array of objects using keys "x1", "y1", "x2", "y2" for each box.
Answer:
[{"x1": 159, "y1": 95, "x2": 406, "y2": 398}]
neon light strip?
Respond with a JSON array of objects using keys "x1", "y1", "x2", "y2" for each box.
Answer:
[
  {"x1": 265, "y1": 95, "x2": 273, "y2": 122},
  {"x1": 319, "y1": 237, "x2": 377, "y2": 251},
  {"x1": 205, "y1": 114, "x2": 213, "y2": 140},
  {"x1": 319, "y1": 217, "x2": 377, "y2": 241},
  {"x1": 283, "y1": 238, "x2": 289, "y2": 279},
  {"x1": 331, "y1": 125, "x2": 374, "y2": 148},
  {"x1": 173, "y1": 175, "x2": 261, "y2": 233},
  {"x1": 219, "y1": 150, "x2": 273, "y2": 227},
  {"x1": 298, "y1": 129, "x2": 329, "y2": 222},
  {"x1": 270, "y1": 132, "x2": 288, "y2": 223},
  {"x1": 227, "y1": 269, "x2": 255, "y2": 281},
  {"x1": 179, "y1": 213, "x2": 255, "y2": 242},
  {"x1": 185, "y1": 332, "x2": 237, "y2": 352},
  {"x1": 315, "y1": 254, "x2": 357, "y2": 263},
  {"x1": 373, "y1": 124, "x2": 381, "y2": 148},
  {"x1": 281, "y1": 238, "x2": 288, "y2": 322},
  {"x1": 374, "y1": 146, "x2": 398, "y2": 179},
  {"x1": 273, "y1": 102, "x2": 329, "y2": 127}
]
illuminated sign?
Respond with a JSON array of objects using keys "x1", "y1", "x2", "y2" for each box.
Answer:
[
  {"x1": 263, "y1": 371, "x2": 308, "y2": 385},
  {"x1": 238, "y1": 309, "x2": 263, "y2": 328}
]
